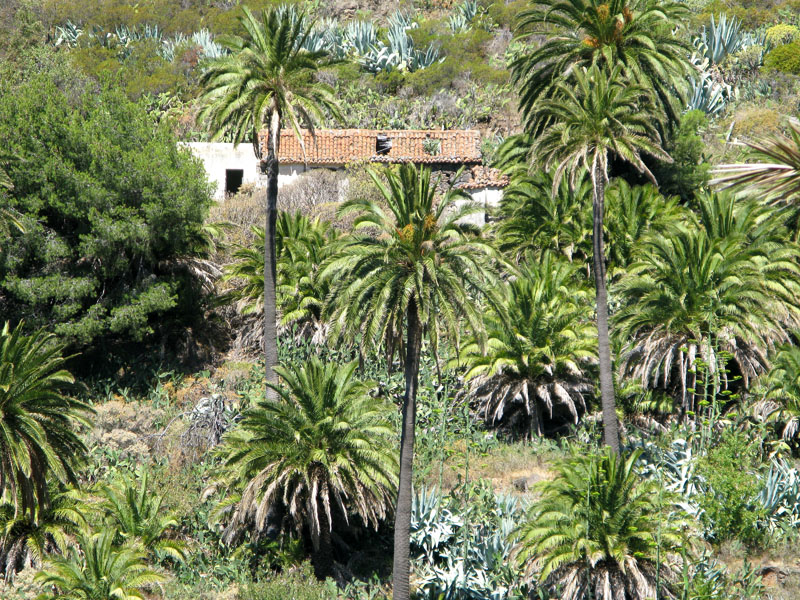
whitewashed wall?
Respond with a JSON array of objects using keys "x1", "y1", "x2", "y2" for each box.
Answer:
[
  {"x1": 182, "y1": 142, "x2": 262, "y2": 201},
  {"x1": 452, "y1": 187, "x2": 505, "y2": 227}
]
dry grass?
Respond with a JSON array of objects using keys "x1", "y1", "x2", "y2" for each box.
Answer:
[{"x1": 426, "y1": 438, "x2": 561, "y2": 501}]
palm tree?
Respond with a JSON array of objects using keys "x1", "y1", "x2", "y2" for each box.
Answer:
[
  {"x1": 322, "y1": 164, "x2": 498, "y2": 599},
  {"x1": 458, "y1": 254, "x2": 597, "y2": 437},
  {"x1": 212, "y1": 358, "x2": 397, "y2": 580},
  {"x1": 613, "y1": 195, "x2": 800, "y2": 413},
  {"x1": 0, "y1": 322, "x2": 92, "y2": 517},
  {"x1": 514, "y1": 448, "x2": 690, "y2": 600},
  {"x1": 603, "y1": 179, "x2": 686, "y2": 278},
  {"x1": 34, "y1": 529, "x2": 164, "y2": 600},
  {"x1": 97, "y1": 471, "x2": 186, "y2": 563},
  {"x1": 198, "y1": 5, "x2": 340, "y2": 387},
  {"x1": 224, "y1": 212, "x2": 336, "y2": 347},
  {"x1": 493, "y1": 169, "x2": 593, "y2": 264},
  {"x1": 528, "y1": 64, "x2": 671, "y2": 452},
  {"x1": 752, "y1": 344, "x2": 800, "y2": 442},
  {"x1": 511, "y1": 0, "x2": 693, "y2": 129},
  {"x1": 0, "y1": 485, "x2": 85, "y2": 580},
  {"x1": 713, "y1": 119, "x2": 800, "y2": 203}
]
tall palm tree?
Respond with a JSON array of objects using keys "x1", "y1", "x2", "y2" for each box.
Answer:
[
  {"x1": 458, "y1": 253, "x2": 597, "y2": 437},
  {"x1": 198, "y1": 5, "x2": 340, "y2": 387},
  {"x1": 322, "y1": 164, "x2": 498, "y2": 599},
  {"x1": 0, "y1": 322, "x2": 92, "y2": 517},
  {"x1": 528, "y1": 64, "x2": 670, "y2": 452},
  {"x1": 34, "y1": 530, "x2": 164, "y2": 600},
  {"x1": 212, "y1": 358, "x2": 397, "y2": 580},
  {"x1": 511, "y1": 0, "x2": 693, "y2": 129},
  {"x1": 514, "y1": 448, "x2": 691, "y2": 600},
  {"x1": 613, "y1": 197, "x2": 800, "y2": 413},
  {"x1": 98, "y1": 471, "x2": 186, "y2": 563}
]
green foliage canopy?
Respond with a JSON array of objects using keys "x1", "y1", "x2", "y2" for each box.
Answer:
[{"x1": 0, "y1": 74, "x2": 213, "y2": 350}]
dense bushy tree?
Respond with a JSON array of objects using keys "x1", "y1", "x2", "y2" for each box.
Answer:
[{"x1": 0, "y1": 74, "x2": 213, "y2": 353}]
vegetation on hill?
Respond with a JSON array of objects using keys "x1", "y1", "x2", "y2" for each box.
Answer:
[{"x1": 1, "y1": 0, "x2": 800, "y2": 599}]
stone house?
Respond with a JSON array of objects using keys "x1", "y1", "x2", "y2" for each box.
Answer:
[{"x1": 185, "y1": 129, "x2": 508, "y2": 224}]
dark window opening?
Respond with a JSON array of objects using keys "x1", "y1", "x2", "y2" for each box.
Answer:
[
  {"x1": 225, "y1": 169, "x2": 244, "y2": 196},
  {"x1": 376, "y1": 134, "x2": 392, "y2": 155}
]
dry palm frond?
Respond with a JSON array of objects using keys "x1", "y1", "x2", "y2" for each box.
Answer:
[{"x1": 712, "y1": 119, "x2": 800, "y2": 203}]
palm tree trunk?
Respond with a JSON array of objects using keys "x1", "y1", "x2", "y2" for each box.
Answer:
[
  {"x1": 311, "y1": 507, "x2": 335, "y2": 580},
  {"x1": 592, "y1": 161, "x2": 620, "y2": 453},
  {"x1": 264, "y1": 110, "x2": 280, "y2": 394},
  {"x1": 392, "y1": 297, "x2": 422, "y2": 600}
]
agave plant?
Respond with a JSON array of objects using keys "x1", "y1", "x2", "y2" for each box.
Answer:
[
  {"x1": 458, "y1": 253, "x2": 597, "y2": 436},
  {"x1": 54, "y1": 20, "x2": 83, "y2": 48},
  {"x1": 514, "y1": 448, "x2": 691, "y2": 600},
  {"x1": 448, "y1": 0, "x2": 480, "y2": 34},
  {"x1": 686, "y1": 72, "x2": 731, "y2": 116},
  {"x1": 410, "y1": 486, "x2": 463, "y2": 565},
  {"x1": 191, "y1": 29, "x2": 226, "y2": 60},
  {"x1": 35, "y1": 530, "x2": 164, "y2": 600},
  {"x1": 755, "y1": 459, "x2": 800, "y2": 532},
  {"x1": 344, "y1": 21, "x2": 377, "y2": 56},
  {"x1": 97, "y1": 471, "x2": 186, "y2": 562},
  {"x1": 694, "y1": 14, "x2": 745, "y2": 64},
  {"x1": 414, "y1": 486, "x2": 525, "y2": 600}
]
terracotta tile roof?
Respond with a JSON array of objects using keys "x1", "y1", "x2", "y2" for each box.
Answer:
[
  {"x1": 458, "y1": 166, "x2": 510, "y2": 190},
  {"x1": 260, "y1": 129, "x2": 483, "y2": 165}
]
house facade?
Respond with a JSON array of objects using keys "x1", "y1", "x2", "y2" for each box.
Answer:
[{"x1": 185, "y1": 129, "x2": 508, "y2": 224}]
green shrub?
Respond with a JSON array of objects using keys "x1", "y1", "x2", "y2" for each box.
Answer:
[
  {"x1": 654, "y1": 109, "x2": 710, "y2": 200},
  {"x1": 238, "y1": 564, "x2": 337, "y2": 600},
  {"x1": 765, "y1": 23, "x2": 800, "y2": 46},
  {"x1": 697, "y1": 430, "x2": 766, "y2": 547},
  {"x1": 0, "y1": 72, "x2": 213, "y2": 354},
  {"x1": 763, "y1": 41, "x2": 800, "y2": 74}
]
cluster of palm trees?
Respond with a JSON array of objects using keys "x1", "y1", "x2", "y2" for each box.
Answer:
[
  {"x1": 0, "y1": 322, "x2": 189, "y2": 598},
  {"x1": 196, "y1": 2, "x2": 800, "y2": 598},
  {"x1": 4, "y1": 1, "x2": 799, "y2": 598}
]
